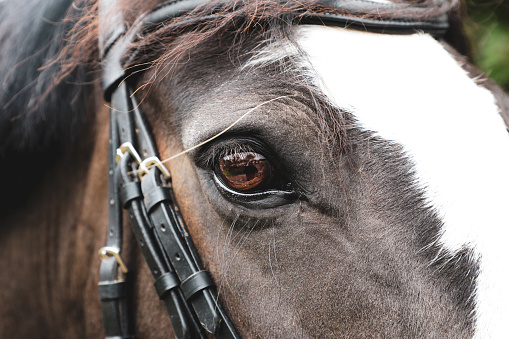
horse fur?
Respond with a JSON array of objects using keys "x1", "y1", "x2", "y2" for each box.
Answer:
[{"x1": 0, "y1": 0, "x2": 507, "y2": 338}]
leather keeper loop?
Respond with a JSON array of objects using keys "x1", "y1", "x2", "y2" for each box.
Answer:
[
  {"x1": 144, "y1": 186, "x2": 172, "y2": 212},
  {"x1": 119, "y1": 182, "x2": 142, "y2": 208},
  {"x1": 154, "y1": 272, "x2": 180, "y2": 299},
  {"x1": 98, "y1": 281, "x2": 126, "y2": 301},
  {"x1": 180, "y1": 271, "x2": 213, "y2": 300}
]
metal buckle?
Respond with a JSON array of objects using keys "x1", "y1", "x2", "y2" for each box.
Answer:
[
  {"x1": 98, "y1": 246, "x2": 129, "y2": 274},
  {"x1": 139, "y1": 156, "x2": 171, "y2": 180},
  {"x1": 116, "y1": 142, "x2": 142, "y2": 165},
  {"x1": 116, "y1": 143, "x2": 170, "y2": 180}
]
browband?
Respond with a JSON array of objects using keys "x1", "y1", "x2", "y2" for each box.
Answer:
[{"x1": 97, "y1": 1, "x2": 450, "y2": 339}]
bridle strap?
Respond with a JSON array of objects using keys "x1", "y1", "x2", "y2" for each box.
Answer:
[
  {"x1": 96, "y1": 100, "x2": 131, "y2": 339},
  {"x1": 101, "y1": 72, "x2": 239, "y2": 338},
  {"x1": 117, "y1": 154, "x2": 206, "y2": 339},
  {"x1": 99, "y1": 1, "x2": 241, "y2": 337},
  {"x1": 98, "y1": 1, "x2": 450, "y2": 338},
  {"x1": 102, "y1": 80, "x2": 240, "y2": 338}
]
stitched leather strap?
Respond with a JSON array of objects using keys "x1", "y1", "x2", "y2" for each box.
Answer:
[
  {"x1": 99, "y1": 258, "x2": 131, "y2": 338},
  {"x1": 140, "y1": 169, "x2": 225, "y2": 336},
  {"x1": 97, "y1": 107, "x2": 132, "y2": 339},
  {"x1": 119, "y1": 154, "x2": 206, "y2": 339}
]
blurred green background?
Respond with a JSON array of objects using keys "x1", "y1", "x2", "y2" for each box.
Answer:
[{"x1": 464, "y1": 0, "x2": 509, "y2": 92}]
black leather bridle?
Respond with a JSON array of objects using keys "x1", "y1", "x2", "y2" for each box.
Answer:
[{"x1": 97, "y1": 1, "x2": 449, "y2": 338}]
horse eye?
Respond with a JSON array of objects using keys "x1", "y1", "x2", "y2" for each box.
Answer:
[{"x1": 216, "y1": 152, "x2": 272, "y2": 192}]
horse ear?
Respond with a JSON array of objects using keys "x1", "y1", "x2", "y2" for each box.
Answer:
[{"x1": 442, "y1": 3, "x2": 472, "y2": 59}]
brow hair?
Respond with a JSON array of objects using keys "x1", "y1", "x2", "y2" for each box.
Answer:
[{"x1": 56, "y1": 0, "x2": 461, "y2": 83}]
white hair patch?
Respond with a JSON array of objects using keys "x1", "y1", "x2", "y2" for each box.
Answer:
[{"x1": 295, "y1": 24, "x2": 509, "y2": 338}]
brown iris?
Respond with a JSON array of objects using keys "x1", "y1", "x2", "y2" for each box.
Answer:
[{"x1": 218, "y1": 152, "x2": 272, "y2": 192}]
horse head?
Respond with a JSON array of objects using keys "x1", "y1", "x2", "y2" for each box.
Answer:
[{"x1": 0, "y1": 0, "x2": 508, "y2": 338}]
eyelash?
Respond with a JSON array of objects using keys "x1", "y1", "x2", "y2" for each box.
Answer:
[
  {"x1": 197, "y1": 138, "x2": 260, "y2": 168},
  {"x1": 198, "y1": 138, "x2": 289, "y2": 192}
]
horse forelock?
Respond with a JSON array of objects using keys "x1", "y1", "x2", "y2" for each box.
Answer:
[{"x1": 122, "y1": 0, "x2": 462, "y2": 76}]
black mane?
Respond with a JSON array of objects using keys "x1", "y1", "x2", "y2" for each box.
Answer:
[
  {"x1": 0, "y1": 0, "x2": 93, "y2": 157},
  {"x1": 0, "y1": 0, "x2": 94, "y2": 210}
]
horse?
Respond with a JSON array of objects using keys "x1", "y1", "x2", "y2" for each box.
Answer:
[{"x1": 1, "y1": 0, "x2": 508, "y2": 338}]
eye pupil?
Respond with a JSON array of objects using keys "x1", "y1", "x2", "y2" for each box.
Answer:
[{"x1": 218, "y1": 152, "x2": 271, "y2": 192}]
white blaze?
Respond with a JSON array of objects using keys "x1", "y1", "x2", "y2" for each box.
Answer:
[{"x1": 295, "y1": 25, "x2": 509, "y2": 338}]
